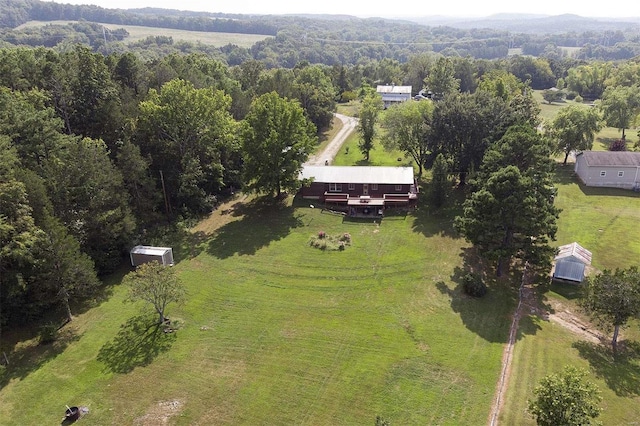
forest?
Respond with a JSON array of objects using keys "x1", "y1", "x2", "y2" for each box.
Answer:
[{"x1": 1, "y1": 2, "x2": 640, "y2": 331}]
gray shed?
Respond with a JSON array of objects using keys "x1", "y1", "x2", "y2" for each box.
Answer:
[
  {"x1": 553, "y1": 260, "x2": 586, "y2": 283},
  {"x1": 130, "y1": 246, "x2": 174, "y2": 267},
  {"x1": 552, "y1": 242, "x2": 592, "y2": 283}
]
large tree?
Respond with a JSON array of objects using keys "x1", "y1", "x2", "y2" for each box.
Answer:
[
  {"x1": 425, "y1": 57, "x2": 460, "y2": 99},
  {"x1": 136, "y1": 78, "x2": 239, "y2": 214},
  {"x1": 43, "y1": 136, "x2": 135, "y2": 273},
  {"x1": 124, "y1": 261, "x2": 185, "y2": 324},
  {"x1": 528, "y1": 366, "x2": 602, "y2": 426},
  {"x1": 548, "y1": 105, "x2": 603, "y2": 165},
  {"x1": 600, "y1": 84, "x2": 640, "y2": 141},
  {"x1": 242, "y1": 92, "x2": 316, "y2": 197},
  {"x1": 357, "y1": 93, "x2": 383, "y2": 162},
  {"x1": 381, "y1": 99, "x2": 434, "y2": 177},
  {"x1": 581, "y1": 267, "x2": 640, "y2": 353},
  {"x1": 455, "y1": 165, "x2": 559, "y2": 276}
]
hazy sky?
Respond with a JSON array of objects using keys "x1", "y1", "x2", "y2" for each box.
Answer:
[{"x1": 54, "y1": 0, "x2": 640, "y2": 18}]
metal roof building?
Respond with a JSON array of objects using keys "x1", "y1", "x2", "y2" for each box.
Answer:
[
  {"x1": 300, "y1": 166, "x2": 415, "y2": 185},
  {"x1": 552, "y1": 242, "x2": 592, "y2": 283}
]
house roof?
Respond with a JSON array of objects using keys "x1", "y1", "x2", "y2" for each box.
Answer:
[
  {"x1": 131, "y1": 245, "x2": 172, "y2": 256},
  {"x1": 376, "y1": 85, "x2": 412, "y2": 94},
  {"x1": 553, "y1": 260, "x2": 586, "y2": 282},
  {"x1": 578, "y1": 151, "x2": 640, "y2": 167},
  {"x1": 555, "y1": 242, "x2": 592, "y2": 265},
  {"x1": 300, "y1": 166, "x2": 415, "y2": 185}
]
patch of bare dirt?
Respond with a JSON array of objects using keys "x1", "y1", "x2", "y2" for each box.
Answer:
[
  {"x1": 545, "y1": 299, "x2": 602, "y2": 344},
  {"x1": 134, "y1": 399, "x2": 185, "y2": 426}
]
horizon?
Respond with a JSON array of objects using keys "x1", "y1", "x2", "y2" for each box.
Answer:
[{"x1": 52, "y1": 0, "x2": 640, "y2": 20}]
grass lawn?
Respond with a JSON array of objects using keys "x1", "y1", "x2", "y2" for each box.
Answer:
[
  {"x1": 17, "y1": 21, "x2": 271, "y2": 48},
  {"x1": 0, "y1": 190, "x2": 516, "y2": 424},
  {"x1": 499, "y1": 162, "x2": 640, "y2": 424}
]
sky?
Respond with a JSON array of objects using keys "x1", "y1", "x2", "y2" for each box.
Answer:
[{"x1": 54, "y1": 0, "x2": 640, "y2": 19}]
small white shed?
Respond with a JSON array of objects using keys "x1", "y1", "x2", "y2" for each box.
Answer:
[
  {"x1": 552, "y1": 242, "x2": 592, "y2": 283},
  {"x1": 130, "y1": 246, "x2": 174, "y2": 267}
]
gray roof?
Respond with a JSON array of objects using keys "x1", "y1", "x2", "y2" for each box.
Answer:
[
  {"x1": 553, "y1": 260, "x2": 586, "y2": 282},
  {"x1": 579, "y1": 151, "x2": 640, "y2": 167},
  {"x1": 555, "y1": 242, "x2": 592, "y2": 265},
  {"x1": 300, "y1": 166, "x2": 415, "y2": 184},
  {"x1": 376, "y1": 85, "x2": 412, "y2": 94},
  {"x1": 131, "y1": 245, "x2": 172, "y2": 256}
]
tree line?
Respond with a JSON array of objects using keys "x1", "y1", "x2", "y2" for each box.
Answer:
[
  {"x1": 3, "y1": 0, "x2": 640, "y2": 63},
  {"x1": 1, "y1": 41, "x2": 640, "y2": 329}
]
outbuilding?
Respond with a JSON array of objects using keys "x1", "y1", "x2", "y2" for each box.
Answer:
[
  {"x1": 574, "y1": 151, "x2": 640, "y2": 190},
  {"x1": 130, "y1": 246, "x2": 174, "y2": 267},
  {"x1": 552, "y1": 242, "x2": 592, "y2": 283},
  {"x1": 376, "y1": 85, "x2": 412, "y2": 108}
]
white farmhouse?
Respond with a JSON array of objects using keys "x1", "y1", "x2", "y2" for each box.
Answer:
[
  {"x1": 574, "y1": 151, "x2": 640, "y2": 190},
  {"x1": 376, "y1": 85, "x2": 412, "y2": 108}
]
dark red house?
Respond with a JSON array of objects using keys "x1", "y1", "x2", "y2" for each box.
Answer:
[{"x1": 299, "y1": 166, "x2": 418, "y2": 217}]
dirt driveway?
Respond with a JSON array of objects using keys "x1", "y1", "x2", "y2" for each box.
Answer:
[{"x1": 305, "y1": 113, "x2": 358, "y2": 166}]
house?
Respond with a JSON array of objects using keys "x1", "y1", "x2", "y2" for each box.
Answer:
[
  {"x1": 299, "y1": 166, "x2": 418, "y2": 217},
  {"x1": 574, "y1": 151, "x2": 640, "y2": 190},
  {"x1": 376, "y1": 85, "x2": 412, "y2": 108},
  {"x1": 552, "y1": 242, "x2": 592, "y2": 283},
  {"x1": 130, "y1": 246, "x2": 174, "y2": 267}
]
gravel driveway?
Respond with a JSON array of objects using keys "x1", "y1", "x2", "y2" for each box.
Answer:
[{"x1": 305, "y1": 113, "x2": 358, "y2": 166}]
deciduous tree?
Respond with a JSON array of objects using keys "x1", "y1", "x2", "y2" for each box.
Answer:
[
  {"x1": 124, "y1": 261, "x2": 185, "y2": 324},
  {"x1": 548, "y1": 105, "x2": 603, "y2": 165},
  {"x1": 357, "y1": 93, "x2": 383, "y2": 162},
  {"x1": 242, "y1": 92, "x2": 316, "y2": 197},
  {"x1": 381, "y1": 99, "x2": 434, "y2": 177},
  {"x1": 600, "y1": 84, "x2": 640, "y2": 141},
  {"x1": 581, "y1": 267, "x2": 640, "y2": 353},
  {"x1": 528, "y1": 366, "x2": 602, "y2": 426}
]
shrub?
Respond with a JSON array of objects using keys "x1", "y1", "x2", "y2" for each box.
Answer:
[
  {"x1": 565, "y1": 91, "x2": 578, "y2": 100},
  {"x1": 39, "y1": 323, "x2": 58, "y2": 344},
  {"x1": 462, "y1": 273, "x2": 487, "y2": 298},
  {"x1": 318, "y1": 231, "x2": 326, "y2": 239},
  {"x1": 574, "y1": 94, "x2": 583, "y2": 103},
  {"x1": 340, "y1": 91, "x2": 357, "y2": 103},
  {"x1": 609, "y1": 139, "x2": 627, "y2": 151}
]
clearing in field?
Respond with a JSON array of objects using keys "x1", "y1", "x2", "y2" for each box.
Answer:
[{"x1": 16, "y1": 20, "x2": 272, "y2": 47}]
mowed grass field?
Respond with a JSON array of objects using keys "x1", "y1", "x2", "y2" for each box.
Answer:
[
  {"x1": 0, "y1": 189, "x2": 516, "y2": 424},
  {"x1": 17, "y1": 21, "x2": 271, "y2": 47},
  {"x1": 500, "y1": 164, "x2": 640, "y2": 424}
]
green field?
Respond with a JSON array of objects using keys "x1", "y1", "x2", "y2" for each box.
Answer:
[
  {"x1": 499, "y1": 164, "x2": 640, "y2": 424},
  {"x1": 16, "y1": 20, "x2": 271, "y2": 47}
]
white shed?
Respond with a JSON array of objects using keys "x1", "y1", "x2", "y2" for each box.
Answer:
[
  {"x1": 552, "y1": 242, "x2": 592, "y2": 283},
  {"x1": 130, "y1": 246, "x2": 174, "y2": 267}
]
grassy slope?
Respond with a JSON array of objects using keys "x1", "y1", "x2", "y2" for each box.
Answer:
[
  {"x1": 0, "y1": 190, "x2": 514, "y2": 424},
  {"x1": 501, "y1": 92, "x2": 640, "y2": 424},
  {"x1": 16, "y1": 20, "x2": 270, "y2": 48}
]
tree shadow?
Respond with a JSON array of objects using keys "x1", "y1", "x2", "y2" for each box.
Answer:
[
  {"x1": 0, "y1": 325, "x2": 81, "y2": 389},
  {"x1": 96, "y1": 314, "x2": 176, "y2": 374},
  {"x1": 573, "y1": 340, "x2": 640, "y2": 397},
  {"x1": 410, "y1": 186, "x2": 464, "y2": 238},
  {"x1": 554, "y1": 162, "x2": 640, "y2": 198},
  {"x1": 436, "y1": 248, "x2": 532, "y2": 343},
  {"x1": 206, "y1": 196, "x2": 304, "y2": 259}
]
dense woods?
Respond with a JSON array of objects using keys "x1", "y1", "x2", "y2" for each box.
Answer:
[{"x1": 0, "y1": 1, "x2": 639, "y2": 333}]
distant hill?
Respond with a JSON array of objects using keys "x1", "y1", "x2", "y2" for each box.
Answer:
[{"x1": 404, "y1": 13, "x2": 640, "y2": 34}]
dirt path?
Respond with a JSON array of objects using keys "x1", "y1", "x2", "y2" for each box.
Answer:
[
  {"x1": 305, "y1": 113, "x2": 358, "y2": 166},
  {"x1": 488, "y1": 272, "x2": 603, "y2": 425}
]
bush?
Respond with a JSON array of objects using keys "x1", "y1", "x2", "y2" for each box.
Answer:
[
  {"x1": 462, "y1": 273, "x2": 487, "y2": 298},
  {"x1": 565, "y1": 91, "x2": 578, "y2": 100},
  {"x1": 574, "y1": 94, "x2": 583, "y2": 103},
  {"x1": 609, "y1": 139, "x2": 627, "y2": 151},
  {"x1": 39, "y1": 323, "x2": 58, "y2": 344}
]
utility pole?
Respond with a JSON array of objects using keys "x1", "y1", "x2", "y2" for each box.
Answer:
[{"x1": 159, "y1": 170, "x2": 171, "y2": 217}]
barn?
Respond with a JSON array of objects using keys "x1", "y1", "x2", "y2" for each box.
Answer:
[
  {"x1": 552, "y1": 242, "x2": 592, "y2": 283},
  {"x1": 130, "y1": 246, "x2": 174, "y2": 267},
  {"x1": 376, "y1": 85, "x2": 412, "y2": 108}
]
